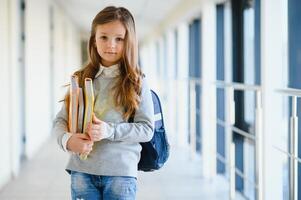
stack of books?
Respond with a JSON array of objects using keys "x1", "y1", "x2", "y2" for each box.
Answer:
[{"x1": 68, "y1": 75, "x2": 95, "y2": 160}]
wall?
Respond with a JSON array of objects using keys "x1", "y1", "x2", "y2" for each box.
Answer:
[
  {"x1": 261, "y1": 0, "x2": 288, "y2": 199},
  {"x1": 0, "y1": 0, "x2": 13, "y2": 189},
  {"x1": 24, "y1": 0, "x2": 52, "y2": 158}
]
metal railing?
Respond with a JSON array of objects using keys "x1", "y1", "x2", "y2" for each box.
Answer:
[
  {"x1": 175, "y1": 79, "x2": 300, "y2": 200},
  {"x1": 187, "y1": 79, "x2": 263, "y2": 199},
  {"x1": 276, "y1": 88, "x2": 301, "y2": 200},
  {"x1": 215, "y1": 81, "x2": 263, "y2": 200}
]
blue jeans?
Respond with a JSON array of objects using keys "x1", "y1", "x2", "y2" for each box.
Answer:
[{"x1": 70, "y1": 171, "x2": 137, "y2": 200}]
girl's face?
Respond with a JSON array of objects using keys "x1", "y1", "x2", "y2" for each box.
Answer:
[{"x1": 95, "y1": 20, "x2": 126, "y2": 67}]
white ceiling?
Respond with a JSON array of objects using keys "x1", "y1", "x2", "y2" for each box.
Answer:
[{"x1": 54, "y1": 0, "x2": 183, "y2": 40}]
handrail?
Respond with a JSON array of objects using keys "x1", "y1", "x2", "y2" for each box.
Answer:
[
  {"x1": 217, "y1": 152, "x2": 258, "y2": 188},
  {"x1": 276, "y1": 88, "x2": 300, "y2": 200},
  {"x1": 189, "y1": 78, "x2": 202, "y2": 84},
  {"x1": 216, "y1": 80, "x2": 261, "y2": 91},
  {"x1": 277, "y1": 88, "x2": 301, "y2": 97},
  {"x1": 214, "y1": 81, "x2": 263, "y2": 200},
  {"x1": 272, "y1": 145, "x2": 301, "y2": 163},
  {"x1": 217, "y1": 118, "x2": 256, "y2": 141},
  {"x1": 188, "y1": 79, "x2": 263, "y2": 199}
]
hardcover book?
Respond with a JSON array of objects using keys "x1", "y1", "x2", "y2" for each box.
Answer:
[
  {"x1": 80, "y1": 78, "x2": 95, "y2": 160},
  {"x1": 68, "y1": 75, "x2": 79, "y2": 134},
  {"x1": 77, "y1": 88, "x2": 84, "y2": 133}
]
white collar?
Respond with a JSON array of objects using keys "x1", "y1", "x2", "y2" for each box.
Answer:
[{"x1": 95, "y1": 63, "x2": 120, "y2": 78}]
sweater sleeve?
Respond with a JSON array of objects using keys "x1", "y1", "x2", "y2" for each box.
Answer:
[
  {"x1": 52, "y1": 102, "x2": 71, "y2": 152},
  {"x1": 104, "y1": 78, "x2": 155, "y2": 143}
]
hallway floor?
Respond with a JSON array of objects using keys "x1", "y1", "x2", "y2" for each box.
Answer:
[{"x1": 0, "y1": 136, "x2": 239, "y2": 200}]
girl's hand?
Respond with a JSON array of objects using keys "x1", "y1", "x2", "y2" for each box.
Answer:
[
  {"x1": 66, "y1": 133, "x2": 93, "y2": 154},
  {"x1": 87, "y1": 114, "x2": 108, "y2": 142}
]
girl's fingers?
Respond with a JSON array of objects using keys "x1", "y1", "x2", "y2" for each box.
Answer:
[
  {"x1": 76, "y1": 133, "x2": 90, "y2": 140},
  {"x1": 91, "y1": 124, "x2": 101, "y2": 130},
  {"x1": 93, "y1": 131, "x2": 100, "y2": 137},
  {"x1": 89, "y1": 130, "x2": 102, "y2": 141},
  {"x1": 83, "y1": 141, "x2": 93, "y2": 153}
]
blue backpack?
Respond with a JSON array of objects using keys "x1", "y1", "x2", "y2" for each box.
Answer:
[{"x1": 130, "y1": 90, "x2": 170, "y2": 172}]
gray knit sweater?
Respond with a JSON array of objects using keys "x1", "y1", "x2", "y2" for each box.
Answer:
[{"x1": 52, "y1": 64, "x2": 154, "y2": 177}]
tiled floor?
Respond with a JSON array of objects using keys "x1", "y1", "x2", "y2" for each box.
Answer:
[{"x1": 0, "y1": 136, "x2": 237, "y2": 200}]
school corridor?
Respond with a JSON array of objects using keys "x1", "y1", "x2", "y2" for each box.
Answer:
[{"x1": 1, "y1": 0, "x2": 301, "y2": 199}]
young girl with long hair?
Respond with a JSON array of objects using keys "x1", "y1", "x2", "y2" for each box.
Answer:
[{"x1": 52, "y1": 6, "x2": 154, "y2": 200}]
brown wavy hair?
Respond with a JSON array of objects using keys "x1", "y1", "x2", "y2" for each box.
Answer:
[{"x1": 65, "y1": 6, "x2": 142, "y2": 121}]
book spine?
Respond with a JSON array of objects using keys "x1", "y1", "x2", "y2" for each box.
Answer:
[
  {"x1": 83, "y1": 78, "x2": 94, "y2": 133},
  {"x1": 77, "y1": 88, "x2": 84, "y2": 133},
  {"x1": 68, "y1": 75, "x2": 79, "y2": 133},
  {"x1": 80, "y1": 78, "x2": 94, "y2": 160}
]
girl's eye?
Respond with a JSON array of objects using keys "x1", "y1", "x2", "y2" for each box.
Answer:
[
  {"x1": 100, "y1": 36, "x2": 107, "y2": 40},
  {"x1": 116, "y1": 37, "x2": 124, "y2": 42}
]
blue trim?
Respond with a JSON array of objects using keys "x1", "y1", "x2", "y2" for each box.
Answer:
[
  {"x1": 216, "y1": 4, "x2": 225, "y2": 81},
  {"x1": 255, "y1": 0, "x2": 261, "y2": 85},
  {"x1": 217, "y1": 90, "x2": 225, "y2": 172},
  {"x1": 216, "y1": 4, "x2": 226, "y2": 174}
]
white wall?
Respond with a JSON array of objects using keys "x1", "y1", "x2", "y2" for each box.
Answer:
[
  {"x1": 164, "y1": 31, "x2": 177, "y2": 145},
  {"x1": 25, "y1": 0, "x2": 52, "y2": 158},
  {"x1": 140, "y1": 42, "x2": 156, "y2": 80},
  {"x1": 9, "y1": 0, "x2": 24, "y2": 179},
  {"x1": 0, "y1": 0, "x2": 13, "y2": 189},
  {"x1": 176, "y1": 23, "x2": 189, "y2": 148},
  {"x1": 261, "y1": 0, "x2": 289, "y2": 199},
  {"x1": 200, "y1": 1, "x2": 217, "y2": 178}
]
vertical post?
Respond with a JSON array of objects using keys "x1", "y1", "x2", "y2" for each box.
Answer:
[
  {"x1": 190, "y1": 80, "x2": 196, "y2": 159},
  {"x1": 255, "y1": 91, "x2": 263, "y2": 200},
  {"x1": 290, "y1": 96, "x2": 298, "y2": 200},
  {"x1": 229, "y1": 142, "x2": 236, "y2": 200},
  {"x1": 227, "y1": 86, "x2": 235, "y2": 200}
]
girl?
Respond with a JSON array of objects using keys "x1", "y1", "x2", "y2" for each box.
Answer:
[{"x1": 52, "y1": 6, "x2": 154, "y2": 200}]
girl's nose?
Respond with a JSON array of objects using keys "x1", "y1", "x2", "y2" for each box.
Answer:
[{"x1": 108, "y1": 39, "x2": 116, "y2": 48}]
